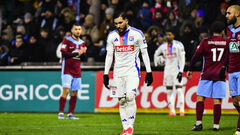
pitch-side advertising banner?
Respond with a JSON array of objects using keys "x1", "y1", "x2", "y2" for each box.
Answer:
[
  {"x1": 95, "y1": 72, "x2": 236, "y2": 114},
  {"x1": 0, "y1": 71, "x2": 95, "y2": 112}
]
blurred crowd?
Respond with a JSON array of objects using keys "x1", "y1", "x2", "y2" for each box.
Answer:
[{"x1": 0, "y1": 0, "x2": 239, "y2": 66}]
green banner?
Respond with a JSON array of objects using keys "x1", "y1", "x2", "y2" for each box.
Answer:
[{"x1": 0, "y1": 71, "x2": 96, "y2": 112}]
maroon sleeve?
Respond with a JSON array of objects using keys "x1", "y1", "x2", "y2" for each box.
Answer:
[
  {"x1": 188, "y1": 52, "x2": 202, "y2": 71},
  {"x1": 60, "y1": 38, "x2": 78, "y2": 58}
]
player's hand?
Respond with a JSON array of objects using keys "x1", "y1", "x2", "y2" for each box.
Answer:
[
  {"x1": 219, "y1": 67, "x2": 226, "y2": 80},
  {"x1": 82, "y1": 47, "x2": 87, "y2": 53},
  {"x1": 145, "y1": 72, "x2": 153, "y2": 86},
  {"x1": 176, "y1": 72, "x2": 182, "y2": 83},
  {"x1": 103, "y1": 74, "x2": 110, "y2": 89},
  {"x1": 187, "y1": 71, "x2": 192, "y2": 80}
]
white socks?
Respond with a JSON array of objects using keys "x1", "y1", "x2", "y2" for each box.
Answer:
[
  {"x1": 177, "y1": 88, "x2": 184, "y2": 113},
  {"x1": 119, "y1": 98, "x2": 137, "y2": 130},
  {"x1": 167, "y1": 89, "x2": 175, "y2": 113},
  {"x1": 196, "y1": 120, "x2": 202, "y2": 125},
  {"x1": 126, "y1": 99, "x2": 136, "y2": 128},
  {"x1": 119, "y1": 99, "x2": 128, "y2": 130}
]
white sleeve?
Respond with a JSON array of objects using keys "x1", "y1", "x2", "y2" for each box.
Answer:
[
  {"x1": 138, "y1": 32, "x2": 148, "y2": 49},
  {"x1": 154, "y1": 45, "x2": 163, "y2": 67},
  {"x1": 104, "y1": 36, "x2": 114, "y2": 74},
  {"x1": 178, "y1": 42, "x2": 185, "y2": 72},
  {"x1": 141, "y1": 47, "x2": 152, "y2": 72},
  {"x1": 56, "y1": 43, "x2": 62, "y2": 59}
]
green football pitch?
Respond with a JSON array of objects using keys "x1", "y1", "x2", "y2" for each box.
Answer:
[{"x1": 0, "y1": 113, "x2": 237, "y2": 135}]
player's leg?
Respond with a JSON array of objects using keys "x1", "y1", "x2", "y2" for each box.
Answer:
[
  {"x1": 164, "y1": 73, "x2": 176, "y2": 115},
  {"x1": 125, "y1": 75, "x2": 139, "y2": 135},
  {"x1": 212, "y1": 99, "x2": 222, "y2": 131},
  {"x1": 119, "y1": 97, "x2": 128, "y2": 135},
  {"x1": 176, "y1": 85, "x2": 184, "y2": 116},
  {"x1": 229, "y1": 72, "x2": 240, "y2": 134},
  {"x1": 233, "y1": 96, "x2": 240, "y2": 135},
  {"x1": 58, "y1": 74, "x2": 72, "y2": 119},
  {"x1": 166, "y1": 86, "x2": 176, "y2": 116},
  {"x1": 212, "y1": 81, "x2": 226, "y2": 131},
  {"x1": 67, "y1": 77, "x2": 81, "y2": 119},
  {"x1": 192, "y1": 80, "x2": 212, "y2": 131},
  {"x1": 113, "y1": 76, "x2": 128, "y2": 134}
]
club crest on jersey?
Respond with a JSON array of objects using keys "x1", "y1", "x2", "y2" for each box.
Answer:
[
  {"x1": 114, "y1": 38, "x2": 118, "y2": 42},
  {"x1": 129, "y1": 36, "x2": 134, "y2": 41},
  {"x1": 115, "y1": 45, "x2": 134, "y2": 52},
  {"x1": 111, "y1": 86, "x2": 117, "y2": 95}
]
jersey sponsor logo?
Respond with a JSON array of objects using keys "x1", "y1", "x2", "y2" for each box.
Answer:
[
  {"x1": 114, "y1": 38, "x2": 118, "y2": 42},
  {"x1": 129, "y1": 36, "x2": 134, "y2": 41},
  {"x1": 115, "y1": 45, "x2": 134, "y2": 52},
  {"x1": 208, "y1": 41, "x2": 226, "y2": 45},
  {"x1": 229, "y1": 41, "x2": 240, "y2": 53},
  {"x1": 69, "y1": 46, "x2": 74, "y2": 49}
]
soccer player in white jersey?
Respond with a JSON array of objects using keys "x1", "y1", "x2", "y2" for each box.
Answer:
[
  {"x1": 154, "y1": 29, "x2": 186, "y2": 116},
  {"x1": 103, "y1": 12, "x2": 153, "y2": 135}
]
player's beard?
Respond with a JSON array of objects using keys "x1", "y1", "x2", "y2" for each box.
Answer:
[
  {"x1": 117, "y1": 25, "x2": 127, "y2": 35},
  {"x1": 72, "y1": 33, "x2": 80, "y2": 39},
  {"x1": 227, "y1": 16, "x2": 237, "y2": 25}
]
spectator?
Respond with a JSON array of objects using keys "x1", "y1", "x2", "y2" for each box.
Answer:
[
  {"x1": 152, "y1": 9, "x2": 164, "y2": 29},
  {"x1": 0, "y1": 45, "x2": 9, "y2": 65},
  {"x1": 16, "y1": 25, "x2": 28, "y2": 41},
  {"x1": 156, "y1": 32, "x2": 165, "y2": 47},
  {"x1": 81, "y1": 14, "x2": 99, "y2": 43},
  {"x1": 38, "y1": 28, "x2": 58, "y2": 62},
  {"x1": 216, "y1": 3, "x2": 228, "y2": 23},
  {"x1": 137, "y1": 1, "x2": 152, "y2": 31},
  {"x1": 144, "y1": 32, "x2": 156, "y2": 62},
  {"x1": 23, "y1": 12, "x2": 37, "y2": 36},
  {"x1": 39, "y1": 9, "x2": 58, "y2": 34},
  {"x1": 58, "y1": 7, "x2": 75, "y2": 32},
  {"x1": 179, "y1": 23, "x2": 198, "y2": 62},
  {"x1": 162, "y1": 10, "x2": 182, "y2": 39},
  {"x1": 178, "y1": 0, "x2": 198, "y2": 19},
  {"x1": 0, "y1": 32, "x2": 11, "y2": 47},
  {"x1": 81, "y1": 34, "x2": 99, "y2": 62},
  {"x1": 123, "y1": 0, "x2": 141, "y2": 17},
  {"x1": 99, "y1": 7, "x2": 115, "y2": 42},
  {"x1": 27, "y1": 35, "x2": 44, "y2": 62},
  {"x1": 9, "y1": 36, "x2": 27, "y2": 65},
  {"x1": 125, "y1": 8, "x2": 142, "y2": 29}
]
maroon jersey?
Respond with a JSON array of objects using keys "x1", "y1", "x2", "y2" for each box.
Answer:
[
  {"x1": 227, "y1": 25, "x2": 240, "y2": 73},
  {"x1": 196, "y1": 36, "x2": 228, "y2": 80},
  {"x1": 61, "y1": 36, "x2": 85, "y2": 77}
]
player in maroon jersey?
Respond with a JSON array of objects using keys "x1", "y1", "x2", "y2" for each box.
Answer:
[
  {"x1": 225, "y1": 5, "x2": 240, "y2": 135},
  {"x1": 58, "y1": 23, "x2": 87, "y2": 119},
  {"x1": 187, "y1": 21, "x2": 228, "y2": 131}
]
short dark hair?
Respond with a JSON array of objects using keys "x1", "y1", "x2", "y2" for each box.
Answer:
[
  {"x1": 165, "y1": 28, "x2": 175, "y2": 35},
  {"x1": 72, "y1": 23, "x2": 81, "y2": 27},
  {"x1": 211, "y1": 21, "x2": 225, "y2": 34},
  {"x1": 113, "y1": 12, "x2": 128, "y2": 20}
]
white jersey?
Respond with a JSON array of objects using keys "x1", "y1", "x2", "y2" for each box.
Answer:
[
  {"x1": 154, "y1": 40, "x2": 185, "y2": 74},
  {"x1": 106, "y1": 26, "x2": 147, "y2": 77}
]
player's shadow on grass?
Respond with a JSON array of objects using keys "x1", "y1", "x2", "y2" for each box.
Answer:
[{"x1": 204, "y1": 126, "x2": 234, "y2": 131}]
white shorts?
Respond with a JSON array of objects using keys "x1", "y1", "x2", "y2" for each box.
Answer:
[
  {"x1": 110, "y1": 75, "x2": 140, "y2": 98},
  {"x1": 163, "y1": 72, "x2": 182, "y2": 86}
]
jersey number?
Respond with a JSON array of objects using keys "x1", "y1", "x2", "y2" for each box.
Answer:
[{"x1": 211, "y1": 48, "x2": 224, "y2": 62}]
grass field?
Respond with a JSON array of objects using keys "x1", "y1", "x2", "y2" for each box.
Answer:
[{"x1": 0, "y1": 113, "x2": 237, "y2": 135}]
